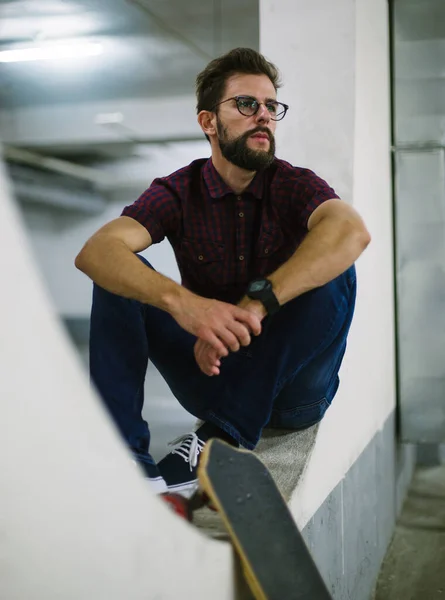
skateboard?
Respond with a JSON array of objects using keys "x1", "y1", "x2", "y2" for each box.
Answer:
[{"x1": 196, "y1": 438, "x2": 333, "y2": 600}]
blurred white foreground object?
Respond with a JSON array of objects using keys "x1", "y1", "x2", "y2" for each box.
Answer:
[{"x1": 0, "y1": 153, "x2": 233, "y2": 599}]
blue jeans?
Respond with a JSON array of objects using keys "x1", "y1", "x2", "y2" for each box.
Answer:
[{"x1": 89, "y1": 258, "x2": 356, "y2": 452}]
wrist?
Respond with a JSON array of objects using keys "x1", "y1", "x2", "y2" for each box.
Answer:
[
  {"x1": 160, "y1": 284, "x2": 193, "y2": 317},
  {"x1": 239, "y1": 298, "x2": 267, "y2": 321}
]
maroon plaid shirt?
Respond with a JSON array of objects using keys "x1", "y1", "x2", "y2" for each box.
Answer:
[{"x1": 121, "y1": 158, "x2": 339, "y2": 303}]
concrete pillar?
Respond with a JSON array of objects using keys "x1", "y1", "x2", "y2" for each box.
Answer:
[
  {"x1": 259, "y1": 0, "x2": 394, "y2": 516},
  {"x1": 260, "y1": 3, "x2": 397, "y2": 597},
  {"x1": 260, "y1": 0, "x2": 356, "y2": 201}
]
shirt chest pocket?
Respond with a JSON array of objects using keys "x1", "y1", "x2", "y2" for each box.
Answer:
[
  {"x1": 256, "y1": 227, "x2": 285, "y2": 258},
  {"x1": 181, "y1": 238, "x2": 227, "y2": 286}
]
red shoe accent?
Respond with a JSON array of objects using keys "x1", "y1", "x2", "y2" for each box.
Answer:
[{"x1": 161, "y1": 493, "x2": 192, "y2": 521}]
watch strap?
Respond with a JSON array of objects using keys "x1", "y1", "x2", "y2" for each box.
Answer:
[{"x1": 261, "y1": 288, "x2": 280, "y2": 316}]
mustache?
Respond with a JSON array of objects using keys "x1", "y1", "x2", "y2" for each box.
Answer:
[{"x1": 245, "y1": 126, "x2": 273, "y2": 140}]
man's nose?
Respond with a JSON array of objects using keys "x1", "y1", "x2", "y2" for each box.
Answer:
[{"x1": 255, "y1": 103, "x2": 271, "y2": 123}]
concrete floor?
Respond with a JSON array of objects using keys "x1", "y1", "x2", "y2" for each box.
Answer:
[{"x1": 374, "y1": 465, "x2": 445, "y2": 600}]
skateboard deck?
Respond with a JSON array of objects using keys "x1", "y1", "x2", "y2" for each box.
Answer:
[{"x1": 197, "y1": 438, "x2": 332, "y2": 600}]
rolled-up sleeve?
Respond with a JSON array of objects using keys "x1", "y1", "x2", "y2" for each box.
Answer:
[
  {"x1": 121, "y1": 181, "x2": 180, "y2": 244},
  {"x1": 292, "y1": 169, "x2": 339, "y2": 230}
]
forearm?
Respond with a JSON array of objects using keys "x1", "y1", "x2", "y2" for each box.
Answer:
[
  {"x1": 75, "y1": 235, "x2": 191, "y2": 313},
  {"x1": 268, "y1": 217, "x2": 370, "y2": 305}
]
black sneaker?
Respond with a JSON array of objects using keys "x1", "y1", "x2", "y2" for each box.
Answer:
[{"x1": 157, "y1": 432, "x2": 206, "y2": 499}]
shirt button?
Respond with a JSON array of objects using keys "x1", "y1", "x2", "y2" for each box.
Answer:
[
  {"x1": 238, "y1": 212, "x2": 244, "y2": 218},
  {"x1": 198, "y1": 255, "x2": 204, "y2": 261},
  {"x1": 239, "y1": 255, "x2": 244, "y2": 261},
  {"x1": 264, "y1": 248, "x2": 269, "y2": 254}
]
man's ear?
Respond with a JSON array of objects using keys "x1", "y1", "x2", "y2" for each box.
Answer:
[{"x1": 197, "y1": 110, "x2": 216, "y2": 137}]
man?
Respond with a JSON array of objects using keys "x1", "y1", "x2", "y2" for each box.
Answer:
[{"x1": 75, "y1": 47, "x2": 370, "y2": 498}]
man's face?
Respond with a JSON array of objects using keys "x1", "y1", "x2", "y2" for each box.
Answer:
[{"x1": 214, "y1": 73, "x2": 278, "y2": 171}]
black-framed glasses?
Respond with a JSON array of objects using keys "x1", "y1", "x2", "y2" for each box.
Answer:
[{"x1": 212, "y1": 95, "x2": 289, "y2": 121}]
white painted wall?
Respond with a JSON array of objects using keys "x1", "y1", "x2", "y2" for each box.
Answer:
[{"x1": 260, "y1": 0, "x2": 395, "y2": 525}]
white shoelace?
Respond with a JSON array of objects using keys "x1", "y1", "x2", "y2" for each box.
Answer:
[{"x1": 168, "y1": 432, "x2": 206, "y2": 472}]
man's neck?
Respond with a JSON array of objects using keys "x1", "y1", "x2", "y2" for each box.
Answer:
[{"x1": 211, "y1": 153, "x2": 256, "y2": 196}]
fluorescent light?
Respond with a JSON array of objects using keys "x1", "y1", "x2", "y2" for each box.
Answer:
[
  {"x1": 0, "y1": 42, "x2": 103, "y2": 63},
  {"x1": 95, "y1": 112, "x2": 124, "y2": 125}
]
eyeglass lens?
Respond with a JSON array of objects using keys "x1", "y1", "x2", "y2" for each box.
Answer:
[{"x1": 236, "y1": 96, "x2": 287, "y2": 120}]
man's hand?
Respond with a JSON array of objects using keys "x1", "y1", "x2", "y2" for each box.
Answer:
[
  {"x1": 194, "y1": 339, "x2": 222, "y2": 376},
  {"x1": 193, "y1": 297, "x2": 267, "y2": 376},
  {"x1": 237, "y1": 296, "x2": 268, "y2": 321},
  {"x1": 171, "y1": 294, "x2": 262, "y2": 361}
]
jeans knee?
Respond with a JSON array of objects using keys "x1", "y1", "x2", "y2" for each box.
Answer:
[{"x1": 266, "y1": 397, "x2": 331, "y2": 430}]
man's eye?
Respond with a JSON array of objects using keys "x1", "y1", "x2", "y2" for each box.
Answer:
[
  {"x1": 239, "y1": 99, "x2": 256, "y2": 108},
  {"x1": 266, "y1": 103, "x2": 278, "y2": 113}
]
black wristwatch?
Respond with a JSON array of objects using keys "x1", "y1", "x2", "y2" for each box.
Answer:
[{"x1": 246, "y1": 278, "x2": 280, "y2": 316}]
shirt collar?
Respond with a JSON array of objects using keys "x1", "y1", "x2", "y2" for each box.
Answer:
[{"x1": 203, "y1": 158, "x2": 265, "y2": 200}]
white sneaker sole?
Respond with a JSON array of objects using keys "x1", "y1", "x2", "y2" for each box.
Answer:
[
  {"x1": 132, "y1": 459, "x2": 168, "y2": 494},
  {"x1": 148, "y1": 476, "x2": 168, "y2": 495},
  {"x1": 166, "y1": 479, "x2": 199, "y2": 499}
]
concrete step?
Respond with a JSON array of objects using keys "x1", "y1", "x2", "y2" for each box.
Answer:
[{"x1": 194, "y1": 425, "x2": 319, "y2": 537}]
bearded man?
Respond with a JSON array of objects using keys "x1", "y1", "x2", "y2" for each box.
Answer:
[{"x1": 75, "y1": 47, "x2": 370, "y2": 498}]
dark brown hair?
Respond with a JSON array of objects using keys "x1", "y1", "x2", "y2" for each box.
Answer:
[{"x1": 196, "y1": 47, "x2": 281, "y2": 114}]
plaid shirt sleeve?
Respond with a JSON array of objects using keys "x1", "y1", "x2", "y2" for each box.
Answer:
[
  {"x1": 292, "y1": 169, "x2": 340, "y2": 229},
  {"x1": 120, "y1": 181, "x2": 180, "y2": 244}
]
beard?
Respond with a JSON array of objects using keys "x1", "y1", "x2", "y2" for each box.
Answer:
[{"x1": 216, "y1": 118, "x2": 276, "y2": 171}]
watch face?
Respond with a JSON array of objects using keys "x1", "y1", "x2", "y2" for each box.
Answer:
[{"x1": 250, "y1": 280, "x2": 266, "y2": 292}]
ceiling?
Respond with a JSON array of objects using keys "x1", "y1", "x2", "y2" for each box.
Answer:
[
  {"x1": 0, "y1": 0, "x2": 259, "y2": 108},
  {"x1": 1, "y1": 0, "x2": 442, "y2": 213},
  {"x1": 0, "y1": 0, "x2": 259, "y2": 211}
]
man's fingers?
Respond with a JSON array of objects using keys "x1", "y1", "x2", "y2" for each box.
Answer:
[
  {"x1": 200, "y1": 345, "x2": 221, "y2": 370},
  {"x1": 205, "y1": 359, "x2": 220, "y2": 376},
  {"x1": 217, "y1": 329, "x2": 240, "y2": 353},
  {"x1": 195, "y1": 344, "x2": 206, "y2": 366},
  {"x1": 201, "y1": 332, "x2": 229, "y2": 356},
  {"x1": 232, "y1": 307, "x2": 262, "y2": 336},
  {"x1": 194, "y1": 340, "x2": 222, "y2": 376},
  {"x1": 227, "y1": 321, "x2": 251, "y2": 347}
]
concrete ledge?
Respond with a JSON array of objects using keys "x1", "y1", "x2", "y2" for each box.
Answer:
[
  {"x1": 196, "y1": 412, "x2": 416, "y2": 600},
  {"x1": 194, "y1": 425, "x2": 319, "y2": 534}
]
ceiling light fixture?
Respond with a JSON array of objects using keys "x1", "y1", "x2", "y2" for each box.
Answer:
[{"x1": 0, "y1": 42, "x2": 103, "y2": 63}]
